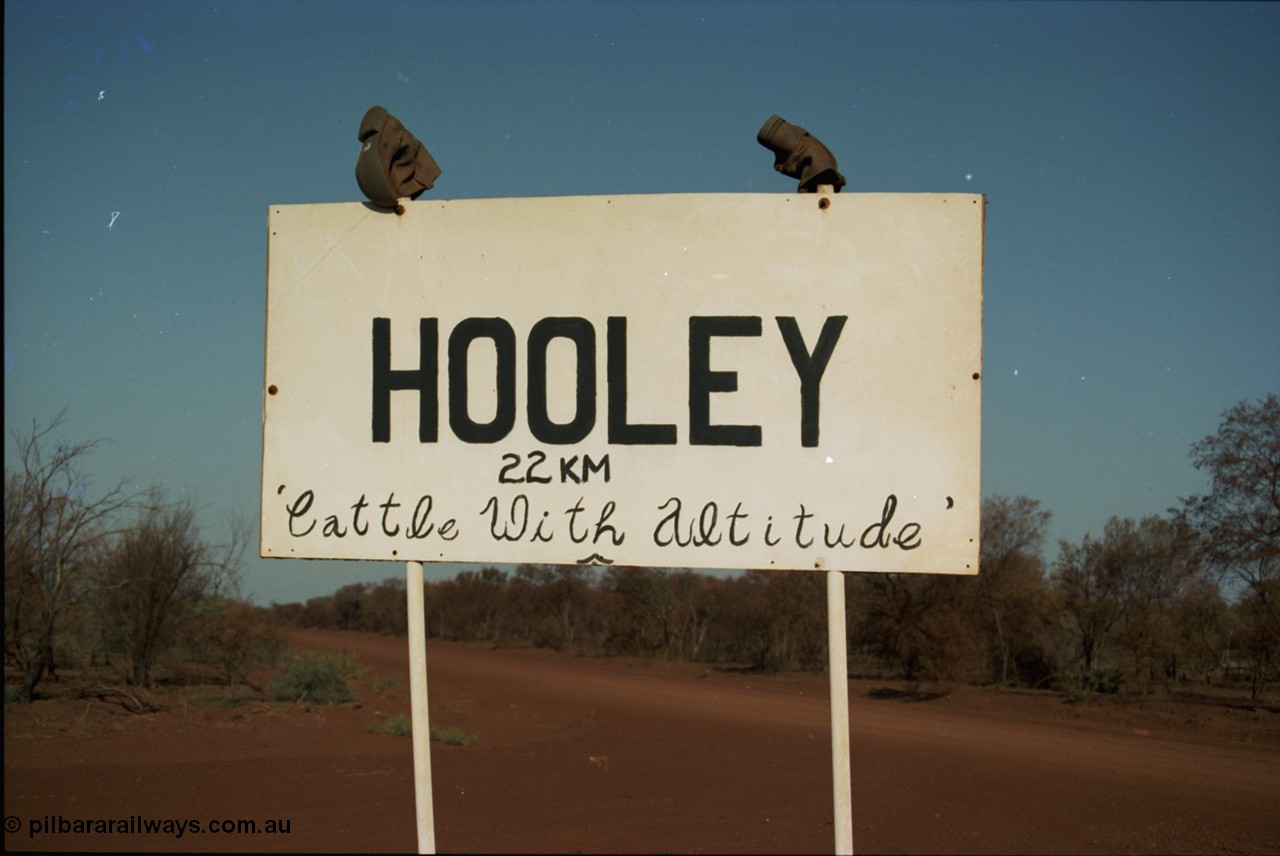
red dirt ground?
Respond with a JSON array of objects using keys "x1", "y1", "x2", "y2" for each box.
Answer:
[{"x1": 5, "y1": 629, "x2": 1279, "y2": 854}]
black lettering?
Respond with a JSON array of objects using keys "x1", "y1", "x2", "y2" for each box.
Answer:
[
  {"x1": 559, "y1": 453, "x2": 611, "y2": 483},
  {"x1": 532, "y1": 510, "x2": 554, "y2": 542},
  {"x1": 895, "y1": 521, "x2": 922, "y2": 550},
  {"x1": 776, "y1": 316, "x2": 847, "y2": 447},
  {"x1": 498, "y1": 453, "x2": 522, "y2": 483},
  {"x1": 593, "y1": 501, "x2": 625, "y2": 546},
  {"x1": 350, "y1": 494, "x2": 369, "y2": 536},
  {"x1": 407, "y1": 495, "x2": 436, "y2": 539},
  {"x1": 483, "y1": 494, "x2": 529, "y2": 541},
  {"x1": 566, "y1": 498, "x2": 589, "y2": 543},
  {"x1": 697, "y1": 502, "x2": 722, "y2": 546},
  {"x1": 372, "y1": 318, "x2": 438, "y2": 443},
  {"x1": 607, "y1": 317, "x2": 677, "y2": 444},
  {"x1": 653, "y1": 497, "x2": 724, "y2": 547},
  {"x1": 286, "y1": 490, "x2": 316, "y2": 537},
  {"x1": 860, "y1": 494, "x2": 898, "y2": 548},
  {"x1": 582, "y1": 453, "x2": 610, "y2": 482},
  {"x1": 449, "y1": 318, "x2": 516, "y2": 443},
  {"x1": 380, "y1": 494, "x2": 402, "y2": 536},
  {"x1": 525, "y1": 450, "x2": 552, "y2": 484},
  {"x1": 559, "y1": 455, "x2": 581, "y2": 484},
  {"x1": 793, "y1": 504, "x2": 814, "y2": 548},
  {"x1": 689, "y1": 316, "x2": 762, "y2": 446},
  {"x1": 764, "y1": 514, "x2": 780, "y2": 546},
  {"x1": 653, "y1": 497, "x2": 692, "y2": 547},
  {"x1": 527, "y1": 317, "x2": 596, "y2": 444},
  {"x1": 823, "y1": 522, "x2": 857, "y2": 548},
  {"x1": 727, "y1": 502, "x2": 750, "y2": 546}
]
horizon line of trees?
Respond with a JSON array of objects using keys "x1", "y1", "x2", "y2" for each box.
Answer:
[
  {"x1": 273, "y1": 504, "x2": 1271, "y2": 698},
  {"x1": 8, "y1": 395, "x2": 1277, "y2": 702},
  {"x1": 277, "y1": 395, "x2": 1279, "y2": 698},
  {"x1": 5, "y1": 413, "x2": 279, "y2": 703}
]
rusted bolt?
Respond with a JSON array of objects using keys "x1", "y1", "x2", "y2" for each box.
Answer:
[
  {"x1": 267, "y1": 384, "x2": 279, "y2": 395},
  {"x1": 395, "y1": 203, "x2": 406, "y2": 216},
  {"x1": 818, "y1": 197, "x2": 831, "y2": 210},
  {"x1": 972, "y1": 372, "x2": 981, "y2": 380}
]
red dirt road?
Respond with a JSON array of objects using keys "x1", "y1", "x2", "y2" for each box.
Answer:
[{"x1": 5, "y1": 629, "x2": 1279, "y2": 853}]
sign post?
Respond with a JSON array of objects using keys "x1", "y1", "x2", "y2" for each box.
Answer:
[
  {"x1": 405, "y1": 561, "x2": 436, "y2": 854},
  {"x1": 828, "y1": 570, "x2": 853, "y2": 854},
  {"x1": 262, "y1": 191, "x2": 983, "y2": 853}
]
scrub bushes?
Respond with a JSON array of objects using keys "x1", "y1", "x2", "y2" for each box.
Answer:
[{"x1": 270, "y1": 652, "x2": 361, "y2": 704}]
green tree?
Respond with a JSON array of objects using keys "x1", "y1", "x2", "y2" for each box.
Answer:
[
  {"x1": 4, "y1": 415, "x2": 131, "y2": 701},
  {"x1": 1052, "y1": 516, "x2": 1199, "y2": 691},
  {"x1": 710, "y1": 573, "x2": 773, "y2": 668},
  {"x1": 98, "y1": 488, "x2": 242, "y2": 686},
  {"x1": 330, "y1": 583, "x2": 368, "y2": 631},
  {"x1": 1179, "y1": 394, "x2": 1279, "y2": 694},
  {"x1": 667, "y1": 570, "x2": 718, "y2": 661},
  {"x1": 183, "y1": 595, "x2": 286, "y2": 690},
  {"x1": 361, "y1": 577, "x2": 407, "y2": 635},
  {"x1": 761, "y1": 571, "x2": 827, "y2": 671},
  {"x1": 978, "y1": 495, "x2": 1054, "y2": 685},
  {"x1": 1111, "y1": 518, "x2": 1200, "y2": 693},
  {"x1": 857, "y1": 573, "x2": 980, "y2": 683},
  {"x1": 514, "y1": 564, "x2": 596, "y2": 651},
  {"x1": 298, "y1": 594, "x2": 336, "y2": 629},
  {"x1": 1169, "y1": 576, "x2": 1232, "y2": 685},
  {"x1": 602, "y1": 567, "x2": 678, "y2": 658},
  {"x1": 429, "y1": 567, "x2": 505, "y2": 641}
]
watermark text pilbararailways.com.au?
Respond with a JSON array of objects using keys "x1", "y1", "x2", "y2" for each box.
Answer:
[{"x1": 6, "y1": 813, "x2": 291, "y2": 839}]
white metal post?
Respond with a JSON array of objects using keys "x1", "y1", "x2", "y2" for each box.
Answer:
[
  {"x1": 827, "y1": 569, "x2": 854, "y2": 854},
  {"x1": 405, "y1": 561, "x2": 437, "y2": 854}
]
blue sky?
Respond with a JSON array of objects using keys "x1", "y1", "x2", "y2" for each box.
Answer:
[{"x1": 5, "y1": 0, "x2": 1278, "y2": 606}]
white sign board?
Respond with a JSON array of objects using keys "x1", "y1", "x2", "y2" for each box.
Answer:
[{"x1": 261, "y1": 193, "x2": 983, "y2": 573}]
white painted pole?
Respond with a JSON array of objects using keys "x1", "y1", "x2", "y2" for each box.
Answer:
[
  {"x1": 405, "y1": 561, "x2": 437, "y2": 854},
  {"x1": 827, "y1": 569, "x2": 853, "y2": 855}
]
